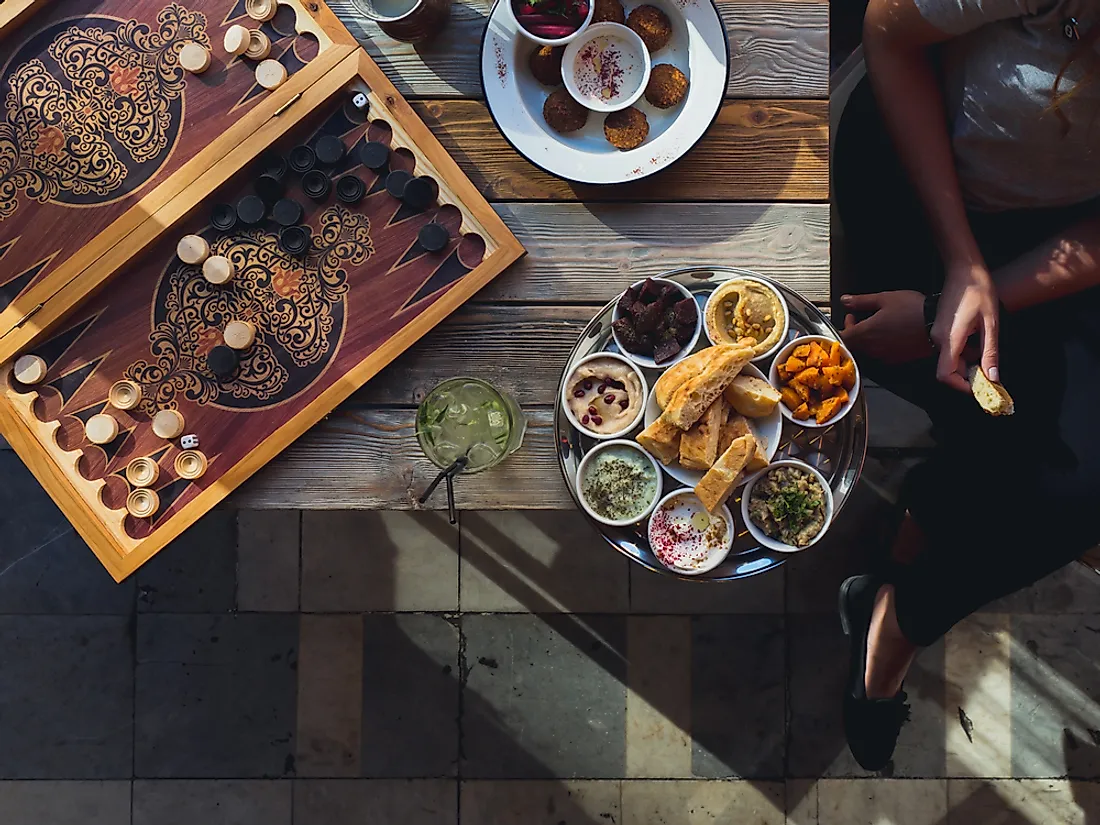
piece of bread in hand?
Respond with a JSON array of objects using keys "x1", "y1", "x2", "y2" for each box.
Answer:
[
  {"x1": 664, "y1": 345, "x2": 753, "y2": 430},
  {"x1": 679, "y1": 396, "x2": 726, "y2": 471},
  {"x1": 724, "y1": 374, "x2": 781, "y2": 418},
  {"x1": 969, "y1": 366, "x2": 1014, "y2": 416},
  {"x1": 636, "y1": 416, "x2": 683, "y2": 464},
  {"x1": 654, "y1": 347, "x2": 718, "y2": 410},
  {"x1": 695, "y1": 433, "x2": 756, "y2": 513}
]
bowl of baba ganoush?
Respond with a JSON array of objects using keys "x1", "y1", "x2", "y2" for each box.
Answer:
[
  {"x1": 576, "y1": 439, "x2": 663, "y2": 526},
  {"x1": 741, "y1": 459, "x2": 833, "y2": 552},
  {"x1": 703, "y1": 276, "x2": 790, "y2": 363},
  {"x1": 561, "y1": 352, "x2": 648, "y2": 439}
]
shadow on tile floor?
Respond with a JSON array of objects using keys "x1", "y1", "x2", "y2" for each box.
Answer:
[{"x1": 8, "y1": 440, "x2": 1100, "y2": 823}]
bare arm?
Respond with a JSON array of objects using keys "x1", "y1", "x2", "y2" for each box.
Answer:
[
  {"x1": 863, "y1": 0, "x2": 1002, "y2": 388},
  {"x1": 995, "y1": 214, "x2": 1100, "y2": 312}
]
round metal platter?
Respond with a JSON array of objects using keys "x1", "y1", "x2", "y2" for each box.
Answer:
[
  {"x1": 555, "y1": 267, "x2": 869, "y2": 581},
  {"x1": 479, "y1": 0, "x2": 729, "y2": 185}
]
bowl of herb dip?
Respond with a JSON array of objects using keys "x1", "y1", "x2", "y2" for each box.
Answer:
[
  {"x1": 741, "y1": 459, "x2": 833, "y2": 552},
  {"x1": 576, "y1": 439, "x2": 663, "y2": 527}
]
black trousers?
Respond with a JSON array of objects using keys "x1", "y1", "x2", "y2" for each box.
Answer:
[{"x1": 835, "y1": 78, "x2": 1100, "y2": 646}]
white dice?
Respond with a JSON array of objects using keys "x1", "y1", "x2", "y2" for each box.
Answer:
[
  {"x1": 352, "y1": 92, "x2": 369, "y2": 110},
  {"x1": 180, "y1": 434, "x2": 200, "y2": 450}
]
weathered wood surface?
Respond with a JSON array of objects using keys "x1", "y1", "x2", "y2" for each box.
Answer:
[
  {"x1": 352, "y1": 305, "x2": 592, "y2": 407},
  {"x1": 482, "y1": 202, "x2": 830, "y2": 302},
  {"x1": 411, "y1": 100, "x2": 829, "y2": 202},
  {"x1": 329, "y1": 0, "x2": 828, "y2": 100},
  {"x1": 234, "y1": 407, "x2": 572, "y2": 509}
]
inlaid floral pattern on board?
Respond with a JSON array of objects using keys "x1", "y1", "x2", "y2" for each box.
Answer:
[
  {"x1": 123, "y1": 205, "x2": 373, "y2": 413},
  {"x1": 0, "y1": 4, "x2": 208, "y2": 220}
]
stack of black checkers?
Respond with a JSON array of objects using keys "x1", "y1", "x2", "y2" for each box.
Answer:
[
  {"x1": 289, "y1": 144, "x2": 316, "y2": 174},
  {"x1": 211, "y1": 203, "x2": 237, "y2": 232},
  {"x1": 302, "y1": 170, "x2": 330, "y2": 201},
  {"x1": 279, "y1": 225, "x2": 311, "y2": 256},
  {"x1": 207, "y1": 94, "x2": 391, "y2": 261},
  {"x1": 336, "y1": 174, "x2": 365, "y2": 205}
]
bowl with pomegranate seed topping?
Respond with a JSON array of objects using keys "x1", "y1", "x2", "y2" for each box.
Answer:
[
  {"x1": 505, "y1": 0, "x2": 595, "y2": 46},
  {"x1": 647, "y1": 489, "x2": 734, "y2": 575},
  {"x1": 561, "y1": 352, "x2": 647, "y2": 439}
]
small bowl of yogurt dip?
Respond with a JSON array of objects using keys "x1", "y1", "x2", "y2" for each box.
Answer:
[
  {"x1": 647, "y1": 489, "x2": 735, "y2": 576},
  {"x1": 561, "y1": 352, "x2": 647, "y2": 439},
  {"x1": 562, "y1": 22, "x2": 651, "y2": 113},
  {"x1": 576, "y1": 439, "x2": 663, "y2": 527}
]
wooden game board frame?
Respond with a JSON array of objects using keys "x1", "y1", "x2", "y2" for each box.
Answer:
[
  {"x1": 0, "y1": 0, "x2": 360, "y2": 362},
  {"x1": 0, "y1": 0, "x2": 51, "y2": 40},
  {"x1": 0, "y1": 49, "x2": 525, "y2": 581}
]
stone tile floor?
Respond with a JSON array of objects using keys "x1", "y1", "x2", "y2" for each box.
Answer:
[{"x1": 2, "y1": 388, "x2": 1100, "y2": 823}]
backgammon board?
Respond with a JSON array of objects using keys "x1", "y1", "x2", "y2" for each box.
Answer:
[{"x1": 0, "y1": 3, "x2": 525, "y2": 580}]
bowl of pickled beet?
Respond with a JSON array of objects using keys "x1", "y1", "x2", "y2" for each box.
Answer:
[{"x1": 505, "y1": 0, "x2": 595, "y2": 46}]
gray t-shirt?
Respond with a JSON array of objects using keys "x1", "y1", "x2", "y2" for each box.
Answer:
[{"x1": 915, "y1": 0, "x2": 1100, "y2": 211}]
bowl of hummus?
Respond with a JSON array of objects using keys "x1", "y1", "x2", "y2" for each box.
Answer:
[
  {"x1": 741, "y1": 459, "x2": 833, "y2": 552},
  {"x1": 561, "y1": 352, "x2": 647, "y2": 439},
  {"x1": 703, "y1": 276, "x2": 790, "y2": 363},
  {"x1": 576, "y1": 439, "x2": 663, "y2": 526},
  {"x1": 647, "y1": 489, "x2": 734, "y2": 575}
]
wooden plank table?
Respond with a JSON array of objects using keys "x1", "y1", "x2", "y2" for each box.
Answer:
[{"x1": 234, "y1": 0, "x2": 830, "y2": 510}]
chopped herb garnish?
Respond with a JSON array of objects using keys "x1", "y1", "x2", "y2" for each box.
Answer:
[{"x1": 766, "y1": 488, "x2": 819, "y2": 530}]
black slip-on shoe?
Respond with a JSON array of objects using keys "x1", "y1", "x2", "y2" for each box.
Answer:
[{"x1": 839, "y1": 574, "x2": 911, "y2": 772}]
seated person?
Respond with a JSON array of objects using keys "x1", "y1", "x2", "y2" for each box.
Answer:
[{"x1": 834, "y1": 0, "x2": 1100, "y2": 770}]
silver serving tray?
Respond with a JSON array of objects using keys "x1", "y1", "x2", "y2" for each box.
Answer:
[{"x1": 554, "y1": 267, "x2": 868, "y2": 581}]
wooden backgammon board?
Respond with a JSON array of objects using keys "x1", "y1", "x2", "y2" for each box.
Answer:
[{"x1": 0, "y1": 1, "x2": 525, "y2": 580}]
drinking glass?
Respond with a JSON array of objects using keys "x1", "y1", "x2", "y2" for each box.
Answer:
[{"x1": 415, "y1": 377, "x2": 526, "y2": 473}]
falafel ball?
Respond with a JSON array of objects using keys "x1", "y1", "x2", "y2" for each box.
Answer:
[
  {"x1": 592, "y1": 0, "x2": 625, "y2": 24},
  {"x1": 543, "y1": 89, "x2": 589, "y2": 134},
  {"x1": 604, "y1": 106, "x2": 649, "y2": 150},
  {"x1": 528, "y1": 45, "x2": 565, "y2": 87},
  {"x1": 627, "y1": 5, "x2": 672, "y2": 53},
  {"x1": 644, "y1": 63, "x2": 689, "y2": 108}
]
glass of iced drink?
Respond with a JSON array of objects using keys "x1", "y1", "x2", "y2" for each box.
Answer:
[{"x1": 415, "y1": 378, "x2": 526, "y2": 473}]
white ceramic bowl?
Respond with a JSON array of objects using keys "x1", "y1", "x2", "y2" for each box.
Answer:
[
  {"x1": 647, "y1": 489, "x2": 734, "y2": 575},
  {"x1": 503, "y1": 0, "x2": 595, "y2": 47},
  {"x1": 768, "y1": 335, "x2": 861, "y2": 428},
  {"x1": 741, "y1": 459, "x2": 834, "y2": 553},
  {"x1": 561, "y1": 22, "x2": 651, "y2": 113},
  {"x1": 703, "y1": 276, "x2": 791, "y2": 364},
  {"x1": 611, "y1": 278, "x2": 702, "y2": 369},
  {"x1": 561, "y1": 351, "x2": 648, "y2": 439},
  {"x1": 575, "y1": 439, "x2": 663, "y2": 526}
]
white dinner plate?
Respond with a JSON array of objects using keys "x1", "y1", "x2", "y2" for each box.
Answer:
[
  {"x1": 479, "y1": 0, "x2": 729, "y2": 184},
  {"x1": 642, "y1": 363, "x2": 783, "y2": 489}
]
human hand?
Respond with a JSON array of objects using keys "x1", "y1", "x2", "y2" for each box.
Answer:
[
  {"x1": 840, "y1": 290, "x2": 932, "y2": 364},
  {"x1": 932, "y1": 261, "x2": 999, "y2": 392}
]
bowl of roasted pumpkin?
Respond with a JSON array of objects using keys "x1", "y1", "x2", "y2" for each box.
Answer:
[{"x1": 768, "y1": 335, "x2": 859, "y2": 428}]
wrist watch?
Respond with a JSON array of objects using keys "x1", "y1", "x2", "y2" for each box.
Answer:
[{"x1": 923, "y1": 292, "x2": 941, "y2": 345}]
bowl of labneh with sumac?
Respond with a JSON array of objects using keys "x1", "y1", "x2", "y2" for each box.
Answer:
[
  {"x1": 611, "y1": 277, "x2": 702, "y2": 369},
  {"x1": 506, "y1": 0, "x2": 596, "y2": 46}
]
